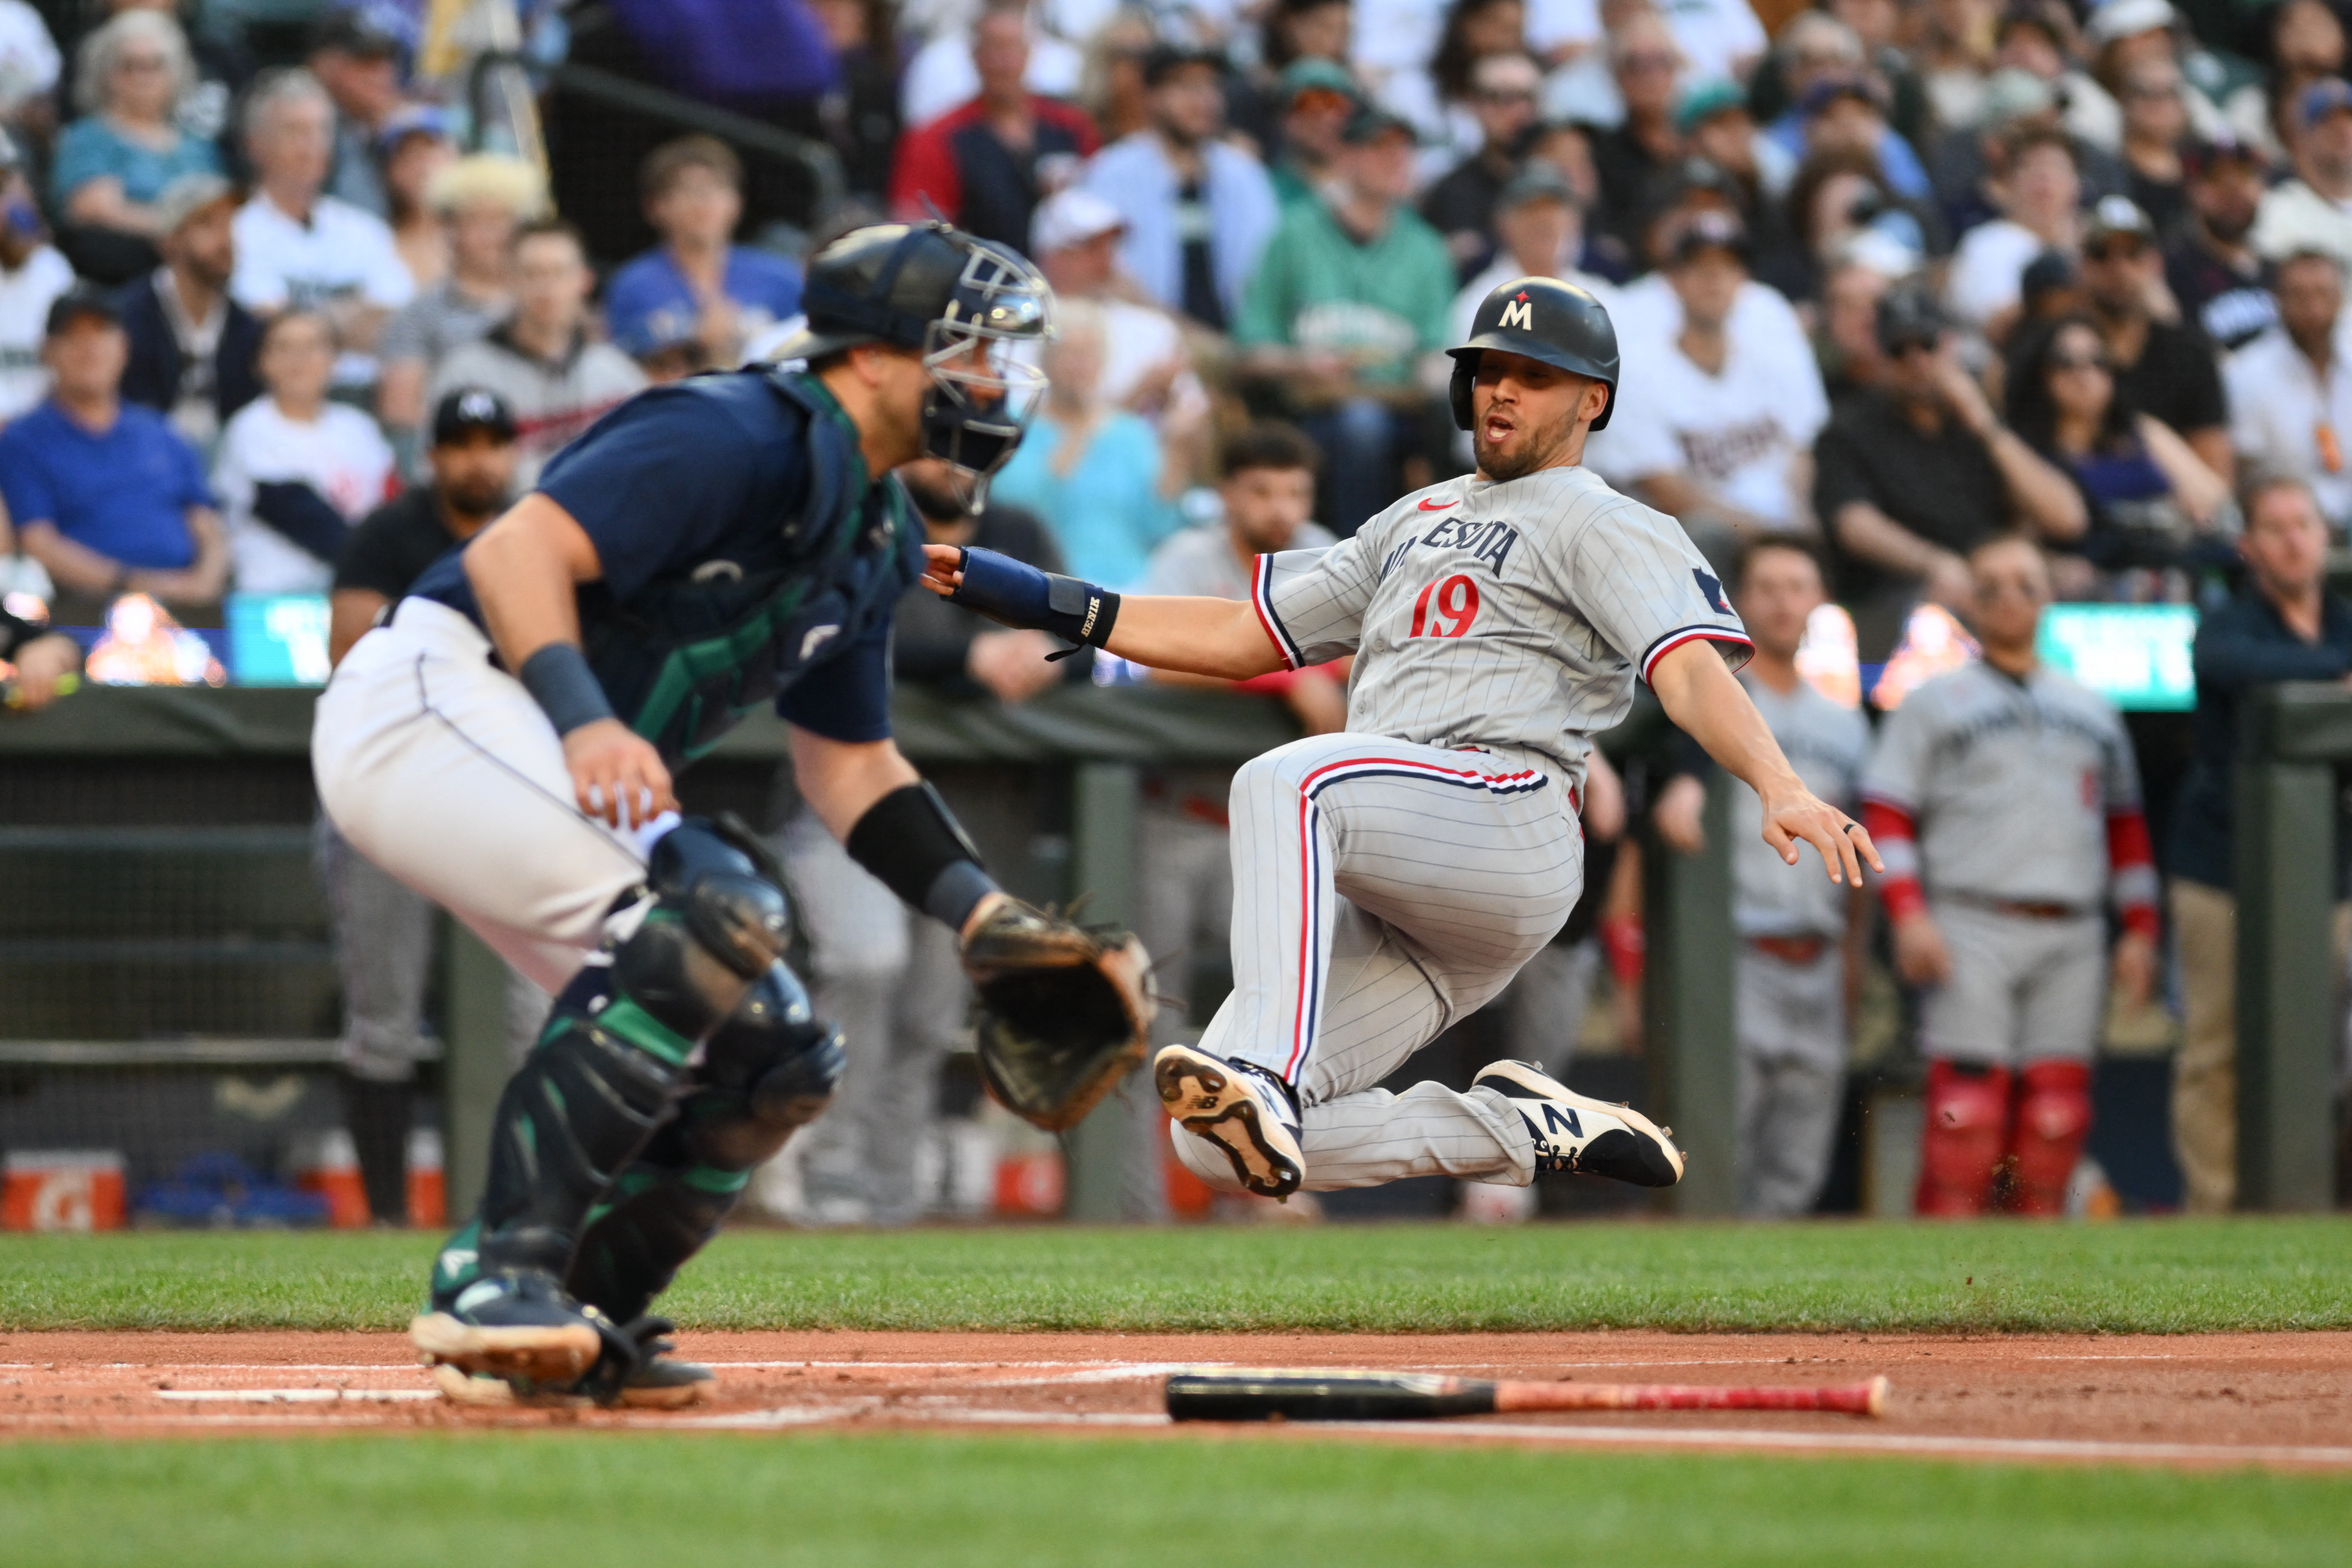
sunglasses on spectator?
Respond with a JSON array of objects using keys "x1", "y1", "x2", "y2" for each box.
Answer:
[{"x1": 1290, "y1": 87, "x2": 1355, "y2": 114}]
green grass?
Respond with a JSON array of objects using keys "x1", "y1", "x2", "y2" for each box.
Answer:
[
  {"x1": 5, "y1": 1217, "x2": 2351, "y2": 1334},
  {"x1": 1, "y1": 1432, "x2": 2346, "y2": 1568}
]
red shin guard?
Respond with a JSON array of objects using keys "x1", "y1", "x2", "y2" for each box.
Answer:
[
  {"x1": 2005, "y1": 1060, "x2": 2093, "y2": 1215},
  {"x1": 1916, "y1": 1060, "x2": 2012, "y2": 1216}
]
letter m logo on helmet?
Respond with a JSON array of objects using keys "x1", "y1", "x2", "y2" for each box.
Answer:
[
  {"x1": 1443, "y1": 276, "x2": 1621, "y2": 433},
  {"x1": 1499, "y1": 293, "x2": 1534, "y2": 331}
]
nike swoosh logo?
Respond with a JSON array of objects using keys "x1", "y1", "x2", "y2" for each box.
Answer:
[{"x1": 1417, "y1": 498, "x2": 1459, "y2": 511}]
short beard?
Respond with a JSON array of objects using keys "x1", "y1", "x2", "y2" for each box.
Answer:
[{"x1": 1473, "y1": 401, "x2": 1583, "y2": 481}]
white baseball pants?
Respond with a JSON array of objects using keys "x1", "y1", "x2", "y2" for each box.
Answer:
[
  {"x1": 1168, "y1": 733, "x2": 1583, "y2": 1193},
  {"x1": 312, "y1": 599, "x2": 655, "y2": 994}
]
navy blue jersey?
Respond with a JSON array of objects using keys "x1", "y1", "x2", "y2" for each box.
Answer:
[{"x1": 411, "y1": 368, "x2": 920, "y2": 765}]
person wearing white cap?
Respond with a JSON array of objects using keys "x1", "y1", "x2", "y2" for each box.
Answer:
[{"x1": 1028, "y1": 186, "x2": 1207, "y2": 441}]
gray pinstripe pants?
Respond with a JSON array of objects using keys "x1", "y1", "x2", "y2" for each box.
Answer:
[{"x1": 1170, "y1": 733, "x2": 1584, "y2": 1192}]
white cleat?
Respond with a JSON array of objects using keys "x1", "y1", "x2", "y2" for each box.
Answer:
[
  {"x1": 1472, "y1": 1059, "x2": 1687, "y2": 1188},
  {"x1": 1154, "y1": 1044, "x2": 1306, "y2": 1200}
]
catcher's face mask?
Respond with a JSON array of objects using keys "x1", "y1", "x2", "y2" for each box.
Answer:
[{"x1": 920, "y1": 243, "x2": 1053, "y2": 509}]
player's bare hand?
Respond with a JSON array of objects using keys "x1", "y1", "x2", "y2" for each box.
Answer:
[
  {"x1": 1758, "y1": 781, "x2": 1881, "y2": 885},
  {"x1": 1652, "y1": 773, "x2": 1707, "y2": 854},
  {"x1": 2111, "y1": 929, "x2": 2158, "y2": 1010},
  {"x1": 967, "y1": 627, "x2": 1061, "y2": 704},
  {"x1": 563, "y1": 719, "x2": 678, "y2": 829},
  {"x1": 1283, "y1": 665, "x2": 1349, "y2": 735},
  {"x1": 1892, "y1": 912, "x2": 1953, "y2": 987},
  {"x1": 5, "y1": 632, "x2": 82, "y2": 711},
  {"x1": 920, "y1": 542, "x2": 966, "y2": 596}
]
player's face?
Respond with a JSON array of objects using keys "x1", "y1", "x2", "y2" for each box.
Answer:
[
  {"x1": 1967, "y1": 541, "x2": 2051, "y2": 650},
  {"x1": 1221, "y1": 465, "x2": 1315, "y2": 553},
  {"x1": 1470, "y1": 350, "x2": 1601, "y2": 480},
  {"x1": 1735, "y1": 547, "x2": 1824, "y2": 660}
]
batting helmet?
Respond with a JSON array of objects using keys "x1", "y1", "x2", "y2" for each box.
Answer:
[{"x1": 1444, "y1": 276, "x2": 1619, "y2": 433}]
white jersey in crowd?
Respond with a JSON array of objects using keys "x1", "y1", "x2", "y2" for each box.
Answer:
[
  {"x1": 1595, "y1": 318, "x2": 1829, "y2": 531},
  {"x1": 2224, "y1": 320, "x2": 2352, "y2": 526},
  {"x1": 1144, "y1": 517, "x2": 1336, "y2": 600},
  {"x1": 1860, "y1": 660, "x2": 2144, "y2": 910},
  {"x1": 230, "y1": 192, "x2": 416, "y2": 386},
  {"x1": 1732, "y1": 673, "x2": 1869, "y2": 939},
  {"x1": 0, "y1": 243, "x2": 69, "y2": 421},
  {"x1": 212, "y1": 397, "x2": 395, "y2": 594},
  {"x1": 1253, "y1": 463, "x2": 1752, "y2": 792},
  {"x1": 1589, "y1": 273, "x2": 1814, "y2": 480}
]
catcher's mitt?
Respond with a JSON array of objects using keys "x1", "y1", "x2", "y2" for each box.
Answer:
[{"x1": 961, "y1": 898, "x2": 1151, "y2": 1131}]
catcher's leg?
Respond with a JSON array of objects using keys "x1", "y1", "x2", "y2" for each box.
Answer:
[
  {"x1": 1915, "y1": 1060, "x2": 2012, "y2": 1216},
  {"x1": 2002, "y1": 915, "x2": 2104, "y2": 1214},
  {"x1": 416, "y1": 820, "x2": 790, "y2": 1395}
]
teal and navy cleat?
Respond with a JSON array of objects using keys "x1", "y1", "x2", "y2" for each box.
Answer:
[
  {"x1": 427, "y1": 1314, "x2": 712, "y2": 1409},
  {"x1": 409, "y1": 1269, "x2": 632, "y2": 1392},
  {"x1": 1471, "y1": 1059, "x2": 1687, "y2": 1187}
]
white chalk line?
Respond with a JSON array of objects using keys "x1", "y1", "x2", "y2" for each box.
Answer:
[{"x1": 156, "y1": 1388, "x2": 441, "y2": 1404}]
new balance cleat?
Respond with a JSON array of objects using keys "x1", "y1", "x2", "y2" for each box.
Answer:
[
  {"x1": 1472, "y1": 1059, "x2": 1687, "y2": 1187},
  {"x1": 409, "y1": 1271, "x2": 621, "y2": 1389},
  {"x1": 1155, "y1": 1044, "x2": 1306, "y2": 1199}
]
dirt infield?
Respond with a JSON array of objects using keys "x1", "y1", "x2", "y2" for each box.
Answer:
[{"x1": 4, "y1": 1329, "x2": 2348, "y2": 1469}]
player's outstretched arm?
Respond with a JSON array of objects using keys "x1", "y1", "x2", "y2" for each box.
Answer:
[
  {"x1": 1646, "y1": 639, "x2": 1884, "y2": 886},
  {"x1": 919, "y1": 544, "x2": 1284, "y2": 680}
]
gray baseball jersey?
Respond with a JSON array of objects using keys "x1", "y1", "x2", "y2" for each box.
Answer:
[
  {"x1": 1732, "y1": 674, "x2": 1870, "y2": 939},
  {"x1": 1861, "y1": 661, "x2": 2142, "y2": 906},
  {"x1": 1251, "y1": 464, "x2": 1753, "y2": 790}
]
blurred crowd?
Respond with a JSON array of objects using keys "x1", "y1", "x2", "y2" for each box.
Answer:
[{"x1": 2, "y1": 0, "x2": 2350, "y2": 1227}]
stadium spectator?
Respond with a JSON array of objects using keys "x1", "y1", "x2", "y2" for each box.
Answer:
[
  {"x1": 1230, "y1": 0, "x2": 1352, "y2": 161},
  {"x1": 2223, "y1": 247, "x2": 2352, "y2": 532},
  {"x1": 889, "y1": 0, "x2": 1098, "y2": 253},
  {"x1": 1078, "y1": 42, "x2": 1278, "y2": 332},
  {"x1": 897, "y1": 0, "x2": 1084, "y2": 132},
  {"x1": 989, "y1": 299, "x2": 1185, "y2": 586},
  {"x1": 2114, "y1": 54, "x2": 2192, "y2": 241},
  {"x1": 375, "y1": 154, "x2": 545, "y2": 443},
  {"x1": 324, "y1": 386, "x2": 533, "y2": 1223},
  {"x1": 1993, "y1": 0, "x2": 2119, "y2": 155},
  {"x1": 1913, "y1": 0, "x2": 2000, "y2": 134},
  {"x1": 2164, "y1": 134, "x2": 2277, "y2": 350},
  {"x1": 1028, "y1": 187, "x2": 1206, "y2": 435},
  {"x1": 2165, "y1": 476, "x2": 2352, "y2": 1214},
  {"x1": 0, "y1": 133, "x2": 71, "y2": 424},
  {"x1": 1812, "y1": 287, "x2": 2084, "y2": 658},
  {"x1": 116, "y1": 172, "x2": 260, "y2": 450},
  {"x1": 213, "y1": 310, "x2": 395, "y2": 595},
  {"x1": 1863, "y1": 535, "x2": 2156, "y2": 1216},
  {"x1": 304, "y1": 5, "x2": 406, "y2": 220},
  {"x1": 50, "y1": 9, "x2": 221, "y2": 286},
  {"x1": 0, "y1": 286, "x2": 224, "y2": 617},
  {"x1": 1264, "y1": 56, "x2": 1360, "y2": 210},
  {"x1": 1421, "y1": 50, "x2": 1543, "y2": 279},
  {"x1": 1235, "y1": 104, "x2": 1453, "y2": 535},
  {"x1": 0, "y1": 0, "x2": 56, "y2": 146},
  {"x1": 378, "y1": 105, "x2": 457, "y2": 291},
  {"x1": 2003, "y1": 313, "x2": 2232, "y2": 592},
  {"x1": 1597, "y1": 213, "x2": 1828, "y2": 562},
  {"x1": 230, "y1": 69, "x2": 415, "y2": 392},
  {"x1": 2223, "y1": 0, "x2": 2341, "y2": 160},
  {"x1": 2072, "y1": 195, "x2": 2230, "y2": 481},
  {"x1": 427, "y1": 220, "x2": 646, "y2": 489},
  {"x1": 1790, "y1": 72, "x2": 1931, "y2": 205},
  {"x1": 1610, "y1": 190, "x2": 1821, "y2": 415},
  {"x1": 806, "y1": 0, "x2": 903, "y2": 205},
  {"x1": 1944, "y1": 125, "x2": 2083, "y2": 340},
  {"x1": 605, "y1": 136, "x2": 804, "y2": 374},
  {"x1": 1448, "y1": 165, "x2": 1615, "y2": 342},
  {"x1": 1589, "y1": 11, "x2": 1683, "y2": 252},
  {"x1": 1928, "y1": 66, "x2": 2124, "y2": 243},
  {"x1": 2249, "y1": 78, "x2": 2352, "y2": 272},
  {"x1": 0, "y1": 592, "x2": 80, "y2": 711},
  {"x1": 1812, "y1": 244, "x2": 1911, "y2": 402}
]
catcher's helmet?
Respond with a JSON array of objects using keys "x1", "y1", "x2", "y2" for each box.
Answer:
[
  {"x1": 1444, "y1": 275, "x2": 1619, "y2": 433},
  {"x1": 773, "y1": 222, "x2": 1053, "y2": 485}
]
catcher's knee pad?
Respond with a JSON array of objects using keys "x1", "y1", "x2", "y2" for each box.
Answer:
[
  {"x1": 684, "y1": 962, "x2": 847, "y2": 1172},
  {"x1": 604, "y1": 819, "x2": 794, "y2": 1060},
  {"x1": 2006, "y1": 1059, "x2": 2092, "y2": 1215},
  {"x1": 1915, "y1": 1059, "x2": 2012, "y2": 1217}
]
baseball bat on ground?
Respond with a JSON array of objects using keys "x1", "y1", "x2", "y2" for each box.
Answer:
[{"x1": 1164, "y1": 1369, "x2": 1889, "y2": 1422}]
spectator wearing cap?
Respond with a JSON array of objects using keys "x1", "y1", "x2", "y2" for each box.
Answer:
[
  {"x1": 378, "y1": 105, "x2": 457, "y2": 292},
  {"x1": 1448, "y1": 165, "x2": 1617, "y2": 343},
  {"x1": 0, "y1": 287, "x2": 225, "y2": 619},
  {"x1": 2250, "y1": 79, "x2": 2352, "y2": 274},
  {"x1": 605, "y1": 136, "x2": 805, "y2": 375},
  {"x1": 2165, "y1": 135, "x2": 2277, "y2": 350},
  {"x1": 50, "y1": 9, "x2": 222, "y2": 286},
  {"x1": 1677, "y1": 80, "x2": 1792, "y2": 237},
  {"x1": 889, "y1": 0, "x2": 1099, "y2": 254},
  {"x1": 2074, "y1": 194, "x2": 2230, "y2": 480},
  {"x1": 1991, "y1": 0, "x2": 2121, "y2": 156},
  {"x1": 2223, "y1": 0, "x2": 2341, "y2": 162},
  {"x1": 323, "y1": 383, "x2": 531, "y2": 1224},
  {"x1": 1077, "y1": 43, "x2": 1277, "y2": 332},
  {"x1": 1611, "y1": 174, "x2": 1819, "y2": 390},
  {"x1": 212, "y1": 309, "x2": 394, "y2": 596},
  {"x1": 1944, "y1": 125, "x2": 2084, "y2": 341},
  {"x1": 0, "y1": 133, "x2": 72, "y2": 424},
  {"x1": 230, "y1": 69, "x2": 415, "y2": 392},
  {"x1": 1264, "y1": 57, "x2": 1361, "y2": 210},
  {"x1": 1811, "y1": 287, "x2": 2084, "y2": 658},
  {"x1": 1792, "y1": 73, "x2": 1931, "y2": 204},
  {"x1": 1228, "y1": 0, "x2": 1353, "y2": 159},
  {"x1": 1029, "y1": 188, "x2": 1207, "y2": 448},
  {"x1": 1589, "y1": 12, "x2": 1684, "y2": 252},
  {"x1": 427, "y1": 220, "x2": 645, "y2": 490},
  {"x1": 1593, "y1": 213, "x2": 1828, "y2": 565},
  {"x1": 306, "y1": 7, "x2": 407, "y2": 221},
  {"x1": 375, "y1": 156, "x2": 545, "y2": 445},
  {"x1": 1419, "y1": 51, "x2": 1542, "y2": 281},
  {"x1": 1235, "y1": 103, "x2": 1454, "y2": 535},
  {"x1": 116, "y1": 172, "x2": 260, "y2": 451},
  {"x1": 2223, "y1": 246, "x2": 2352, "y2": 531}
]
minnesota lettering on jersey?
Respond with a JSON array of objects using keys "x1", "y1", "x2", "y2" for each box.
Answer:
[{"x1": 1382, "y1": 513, "x2": 1520, "y2": 576}]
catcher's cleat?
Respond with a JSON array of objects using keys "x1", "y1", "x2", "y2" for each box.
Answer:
[
  {"x1": 1472, "y1": 1059, "x2": 1687, "y2": 1187},
  {"x1": 409, "y1": 1272, "x2": 626, "y2": 1390},
  {"x1": 1155, "y1": 1044, "x2": 1305, "y2": 1200},
  {"x1": 429, "y1": 1334, "x2": 715, "y2": 1411}
]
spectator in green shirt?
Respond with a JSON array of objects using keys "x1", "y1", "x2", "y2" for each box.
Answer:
[{"x1": 1236, "y1": 105, "x2": 1457, "y2": 534}]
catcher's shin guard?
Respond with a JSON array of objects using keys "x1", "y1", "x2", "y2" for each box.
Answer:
[
  {"x1": 2005, "y1": 1059, "x2": 2092, "y2": 1215},
  {"x1": 1915, "y1": 1059, "x2": 2012, "y2": 1217}
]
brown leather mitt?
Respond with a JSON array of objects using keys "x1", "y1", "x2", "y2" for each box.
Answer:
[{"x1": 960, "y1": 898, "x2": 1152, "y2": 1131}]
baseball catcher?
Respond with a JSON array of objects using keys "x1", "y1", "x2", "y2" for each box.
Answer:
[{"x1": 313, "y1": 222, "x2": 1146, "y2": 1407}]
